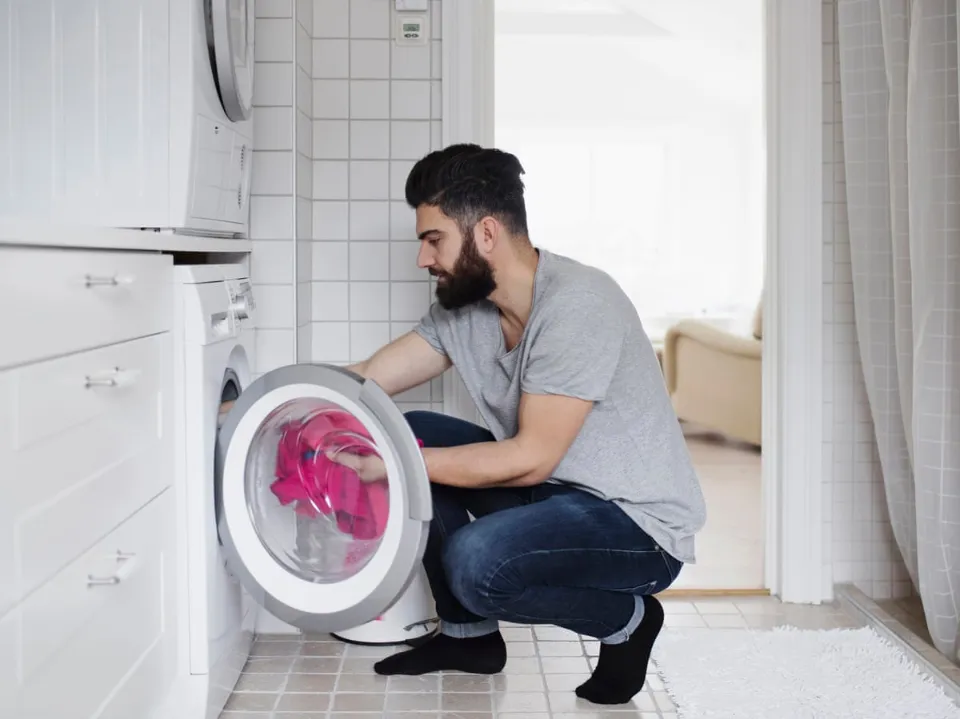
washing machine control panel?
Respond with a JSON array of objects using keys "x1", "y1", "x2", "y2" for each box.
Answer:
[{"x1": 227, "y1": 279, "x2": 256, "y2": 329}]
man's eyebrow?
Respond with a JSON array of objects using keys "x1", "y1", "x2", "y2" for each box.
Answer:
[{"x1": 418, "y1": 229, "x2": 443, "y2": 240}]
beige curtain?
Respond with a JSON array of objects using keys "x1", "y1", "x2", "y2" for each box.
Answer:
[{"x1": 836, "y1": 0, "x2": 960, "y2": 659}]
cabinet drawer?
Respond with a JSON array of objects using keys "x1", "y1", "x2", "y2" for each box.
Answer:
[
  {"x1": 0, "y1": 490, "x2": 176, "y2": 719},
  {"x1": 0, "y1": 333, "x2": 172, "y2": 615},
  {"x1": 0, "y1": 247, "x2": 172, "y2": 369}
]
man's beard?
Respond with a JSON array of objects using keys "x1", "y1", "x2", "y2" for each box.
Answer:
[{"x1": 430, "y1": 240, "x2": 497, "y2": 310}]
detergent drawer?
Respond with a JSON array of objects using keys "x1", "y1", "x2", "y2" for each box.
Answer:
[
  {"x1": 0, "y1": 332, "x2": 172, "y2": 616},
  {"x1": 0, "y1": 247, "x2": 172, "y2": 370},
  {"x1": 0, "y1": 490, "x2": 176, "y2": 719}
]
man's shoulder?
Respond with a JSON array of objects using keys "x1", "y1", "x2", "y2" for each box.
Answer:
[{"x1": 537, "y1": 251, "x2": 628, "y2": 311}]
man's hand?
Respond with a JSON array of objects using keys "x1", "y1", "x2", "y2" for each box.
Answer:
[{"x1": 325, "y1": 449, "x2": 388, "y2": 483}]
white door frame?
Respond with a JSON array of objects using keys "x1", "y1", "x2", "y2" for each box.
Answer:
[{"x1": 441, "y1": 0, "x2": 825, "y2": 604}]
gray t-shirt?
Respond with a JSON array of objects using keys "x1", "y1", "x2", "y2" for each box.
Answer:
[{"x1": 414, "y1": 248, "x2": 706, "y2": 563}]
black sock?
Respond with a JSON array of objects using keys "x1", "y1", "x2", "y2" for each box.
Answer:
[
  {"x1": 575, "y1": 594, "x2": 665, "y2": 705},
  {"x1": 373, "y1": 631, "x2": 507, "y2": 676}
]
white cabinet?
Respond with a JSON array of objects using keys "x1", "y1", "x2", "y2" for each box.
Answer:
[{"x1": 0, "y1": 247, "x2": 177, "y2": 719}]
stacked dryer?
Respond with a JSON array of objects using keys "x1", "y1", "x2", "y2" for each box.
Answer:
[{"x1": 0, "y1": 0, "x2": 255, "y2": 236}]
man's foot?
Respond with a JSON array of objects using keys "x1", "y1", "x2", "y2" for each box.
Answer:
[
  {"x1": 575, "y1": 595, "x2": 665, "y2": 705},
  {"x1": 373, "y1": 631, "x2": 507, "y2": 676}
]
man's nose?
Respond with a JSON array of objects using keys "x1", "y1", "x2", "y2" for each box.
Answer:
[{"x1": 417, "y1": 245, "x2": 433, "y2": 269}]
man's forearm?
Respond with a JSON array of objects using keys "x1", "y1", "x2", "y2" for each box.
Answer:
[{"x1": 421, "y1": 441, "x2": 546, "y2": 488}]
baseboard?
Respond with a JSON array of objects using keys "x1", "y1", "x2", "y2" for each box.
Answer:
[{"x1": 658, "y1": 588, "x2": 771, "y2": 598}]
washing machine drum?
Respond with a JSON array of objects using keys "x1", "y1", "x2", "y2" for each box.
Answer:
[{"x1": 215, "y1": 364, "x2": 432, "y2": 633}]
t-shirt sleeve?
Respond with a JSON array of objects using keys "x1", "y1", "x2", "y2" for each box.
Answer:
[
  {"x1": 413, "y1": 302, "x2": 448, "y2": 355},
  {"x1": 521, "y1": 291, "x2": 625, "y2": 402}
]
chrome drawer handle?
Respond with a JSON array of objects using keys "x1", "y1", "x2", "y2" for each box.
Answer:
[
  {"x1": 87, "y1": 575, "x2": 120, "y2": 586},
  {"x1": 87, "y1": 551, "x2": 138, "y2": 588},
  {"x1": 84, "y1": 274, "x2": 135, "y2": 288},
  {"x1": 83, "y1": 367, "x2": 140, "y2": 389}
]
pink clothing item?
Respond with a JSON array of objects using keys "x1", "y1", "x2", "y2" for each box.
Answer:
[{"x1": 271, "y1": 408, "x2": 420, "y2": 541}]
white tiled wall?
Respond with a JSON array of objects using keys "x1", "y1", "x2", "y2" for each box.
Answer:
[
  {"x1": 311, "y1": 0, "x2": 444, "y2": 413},
  {"x1": 821, "y1": 0, "x2": 911, "y2": 601}
]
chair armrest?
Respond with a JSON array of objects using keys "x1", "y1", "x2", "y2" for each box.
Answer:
[{"x1": 663, "y1": 320, "x2": 762, "y2": 360}]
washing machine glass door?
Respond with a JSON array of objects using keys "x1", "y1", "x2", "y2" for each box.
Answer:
[
  {"x1": 208, "y1": 0, "x2": 255, "y2": 122},
  {"x1": 216, "y1": 364, "x2": 432, "y2": 633}
]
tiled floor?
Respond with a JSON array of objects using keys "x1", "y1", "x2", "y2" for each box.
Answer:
[
  {"x1": 672, "y1": 428, "x2": 764, "y2": 591},
  {"x1": 220, "y1": 596, "x2": 866, "y2": 718}
]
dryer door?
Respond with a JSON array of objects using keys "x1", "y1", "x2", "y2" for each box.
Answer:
[
  {"x1": 215, "y1": 364, "x2": 432, "y2": 633},
  {"x1": 208, "y1": 0, "x2": 255, "y2": 122}
]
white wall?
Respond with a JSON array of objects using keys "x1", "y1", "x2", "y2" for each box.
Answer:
[
  {"x1": 821, "y1": 0, "x2": 911, "y2": 601},
  {"x1": 248, "y1": 0, "x2": 443, "y2": 412},
  {"x1": 309, "y1": 0, "x2": 444, "y2": 413}
]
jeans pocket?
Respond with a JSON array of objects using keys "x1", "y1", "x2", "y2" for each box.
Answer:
[{"x1": 658, "y1": 549, "x2": 683, "y2": 585}]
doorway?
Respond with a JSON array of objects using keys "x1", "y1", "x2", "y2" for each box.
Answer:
[
  {"x1": 491, "y1": 0, "x2": 765, "y2": 593},
  {"x1": 442, "y1": 0, "x2": 827, "y2": 604}
]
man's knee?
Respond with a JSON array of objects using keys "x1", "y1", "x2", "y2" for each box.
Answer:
[{"x1": 441, "y1": 522, "x2": 519, "y2": 617}]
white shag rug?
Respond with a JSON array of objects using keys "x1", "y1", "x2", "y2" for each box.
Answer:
[{"x1": 652, "y1": 626, "x2": 960, "y2": 718}]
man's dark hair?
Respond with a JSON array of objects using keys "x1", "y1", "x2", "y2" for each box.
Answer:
[{"x1": 405, "y1": 144, "x2": 529, "y2": 240}]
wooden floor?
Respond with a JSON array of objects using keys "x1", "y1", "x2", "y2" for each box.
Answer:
[{"x1": 669, "y1": 426, "x2": 765, "y2": 592}]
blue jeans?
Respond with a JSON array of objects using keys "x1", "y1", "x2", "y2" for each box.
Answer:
[{"x1": 405, "y1": 410, "x2": 683, "y2": 644}]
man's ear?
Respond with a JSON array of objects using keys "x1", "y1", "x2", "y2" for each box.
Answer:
[{"x1": 476, "y1": 215, "x2": 500, "y2": 253}]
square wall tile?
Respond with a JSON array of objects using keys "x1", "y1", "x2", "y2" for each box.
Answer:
[
  {"x1": 313, "y1": 160, "x2": 349, "y2": 200},
  {"x1": 296, "y1": 22, "x2": 311, "y2": 71},
  {"x1": 312, "y1": 241, "x2": 349, "y2": 279},
  {"x1": 254, "y1": 63, "x2": 294, "y2": 106},
  {"x1": 313, "y1": 201, "x2": 349, "y2": 239},
  {"x1": 313, "y1": 79, "x2": 349, "y2": 118},
  {"x1": 256, "y1": 329, "x2": 295, "y2": 373},
  {"x1": 350, "y1": 201, "x2": 390, "y2": 240},
  {"x1": 297, "y1": 109, "x2": 313, "y2": 156},
  {"x1": 314, "y1": 0, "x2": 349, "y2": 38},
  {"x1": 252, "y1": 151, "x2": 294, "y2": 195},
  {"x1": 252, "y1": 241, "x2": 294, "y2": 284},
  {"x1": 296, "y1": 152, "x2": 313, "y2": 199},
  {"x1": 350, "y1": 161, "x2": 390, "y2": 200},
  {"x1": 297, "y1": 236, "x2": 313, "y2": 281},
  {"x1": 313, "y1": 120, "x2": 349, "y2": 159},
  {"x1": 390, "y1": 201, "x2": 416, "y2": 239},
  {"x1": 312, "y1": 282, "x2": 350, "y2": 321},
  {"x1": 390, "y1": 241, "x2": 427, "y2": 280},
  {"x1": 351, "y1": 80, "x2": 390, "y2": 119},
  {"x1": 250, "y1": 196, "x2": 294, "y2": 239},
  {"x1": 296, "y1": 281, "x2": 311, "y2": 324},
  {"x1": 391, "y1": 80, "x2": 431, "y2": 119},
  {"x1": 391, "y1": 44, "x2": 431, "y2": 80},
  {"x1": 297, "y1": 196, "x2": 313, "y2": 239},
  {"x1": 312, "y1": 322, "x2": 351, "y2": 362},
  {"x1": 390, "y1": 121, "x2": 431, "y2": 159},
  {"x1": 297, "y1": 322, "x2": 313, "y2": 362},
  {"x1": 390, "y1": 282, "x2": 431, "y2": 321},
  {"x1": 349, "y1": 242, "x2": 389, "y2": 281},
  {"x1": 351, "y1": 120, "x2": 391, "y2": 159},
  {"x1": 255, "y1": 18, "x2": 294, "y2": 62},
  {"x1": 296, "y1": 65, "x2": 312, "y2": 115},
  {"x1": 351, "y1": 40, "x2": 390, "y2": 78},
  {"x1": 313, "y1": 38, "x2": 349, "y2": 78},
  {"x1": 390, "y1": 160, "x2": 415, "y2": 200},
  {"x1": 350, "y1": 322, "x2": 390, "y2": 361},
  {"x1": 350, "y1": 282, "x2": 390, "y2": 321},
  {"x1": 297, "y1": 0, "x2": 313, "y2": 28},
  {"x1": 350, "y1": 0, "x2": 391, "y2": 38},
  {"x1": 254, "y1": 285, "x2": 295, "y2": 329},
  {"x1": 257, "y1": 0, "x2": 292, "y2": 17}
]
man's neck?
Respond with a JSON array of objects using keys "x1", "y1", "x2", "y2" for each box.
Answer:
[{"x1": 489, "y1": 247, "x2": 540, "y2": 329}]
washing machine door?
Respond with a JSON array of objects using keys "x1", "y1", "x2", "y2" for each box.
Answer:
[
  {"x1": 208, "y1": 0, "x2": 255, "y2": 122},
  {"x1": 215, "y1": 364, "x2": 432, "y2": 633}
]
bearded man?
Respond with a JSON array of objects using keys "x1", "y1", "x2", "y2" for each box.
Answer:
[{"x1": 338, "y1": 143, "x2": 706, "y2": 706}]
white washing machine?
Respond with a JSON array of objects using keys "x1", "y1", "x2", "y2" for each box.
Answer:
[
  {"x1": 0, "y1": 0, "x2": 255, "y2": 236},
  {"x1": 168, "y1": 264, "x2": 258, "y2": 719},
  {"x1": 164, "y1": 264, "x2": 435, "y2": 719}
]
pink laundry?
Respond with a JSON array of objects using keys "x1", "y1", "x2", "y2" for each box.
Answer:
[{"x1": 271, "y1": 409, "x2": 422, "y2": 541}]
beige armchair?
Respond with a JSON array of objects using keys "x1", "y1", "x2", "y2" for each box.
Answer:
[{"x1": 662, "y1": 301, "x2": 763, "y2": 446}]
